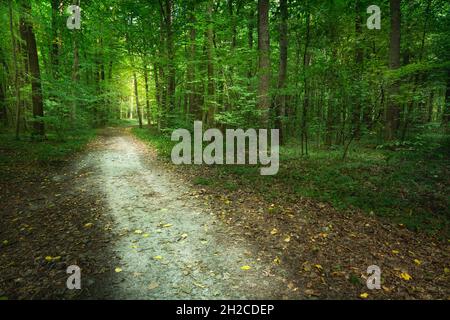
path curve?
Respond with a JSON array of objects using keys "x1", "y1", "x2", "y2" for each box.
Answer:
[{"x1": 78, "y1": 128, "x2": 296, "y2": 299}]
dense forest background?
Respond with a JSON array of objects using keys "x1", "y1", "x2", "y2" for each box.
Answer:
[{"x1": 0, "y1": 0, "x2": 449, "y2": 234}]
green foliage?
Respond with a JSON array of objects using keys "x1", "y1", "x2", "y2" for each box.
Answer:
[
  {"x1": 132, "y1": 128, "x2": 449, "y2": 237},
  {"x1": 0, "y1": 129, "x2": 96, "y2": 166}
]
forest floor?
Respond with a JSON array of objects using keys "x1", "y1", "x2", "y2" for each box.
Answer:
[{"x1": 0, "y1": 127, "x2": 449, "y2": 299}]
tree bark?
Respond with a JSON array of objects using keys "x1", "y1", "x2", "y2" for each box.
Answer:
[
  {"x1": 206, "y1": 0, "x2": 215, "y2": 126},
  {"x1": 352, "y1": 0, "x2": 364, "y2": 139},
  {"x1": 50, "y1": 0, "x2": 60, "y2": 78},
  {"x1": 165, "y1": 0, "x2": 175, "y2": 112},
  {"x1": 8, "y1": 1, "x2": 19, "y2": 135},
  {"x1": 257, "y1": 0, "x2": 270, "y2": 126},
  {"x1": 276, "y1": 0, "x2": 288, "y2": 143},
  {"x1": 143, "y1": 63, "x2": 151, "y2": 126},
  {"x1": 187, "y1": 1, "x2": 198, "y2": 120},
  {"x1": 21, "y1": 1, "x2": 45, "y2": 137},
  {"x1": 385, "y1": 0, "x2": 401, "y2": 140},
  {"x1": 133, "y1": 71, "x2": 143, "y2": 129},
  {"x1": 301, "y1": 11, "x2": 311, "y2": 155}
]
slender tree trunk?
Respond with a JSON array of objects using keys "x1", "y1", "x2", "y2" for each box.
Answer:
[
  {"x1": 426, "y1": 90, "x2": 434, "y2": 123},
  {"x1": 352, "y1": 0, "x2": 364, "y2": 139},
  {"x1": 276, "y1": 0, "x2": 288, "y2": 144},
  {"x1": 165, "y1": 0, "x2": 175, "y2": 112},
  {"x1": 443, "y1": 69, "x2": 450, "y2": 133},
  {"x1": 187, "y1": 2, "x2": 198, "y2": 120},
  {"x1": 257, "y1": 0, "x2": 270, "y2": 126},
  {"x1": 301, "y1": 11, "x2": 311, "y2": 155},
  {"x1": 133, "y1": 71, "x2": 143, "y2": 129},
  {"x1": 385, "y1": 0, "x2": 401, "y2": 141},
  {"x1": 50, "y1": 0, "x2": 60, "y2": 78},
  {"x1": 154, "y1": 62, "x2": 161, "y2": 131},
  {"x1": 247, "y1": 9, "x2": 255, "y2": 87},
  {"x1": 8, "y1": 1, "x2": 20, "y2": 138},
  {"x1": 22, "y1": 1, "x2": 45, "y2": 137},
  {"x1": 205, "y1": 0, "x2": 215, "y2": 127},
  {"x1": 143, "y1": 63, "x2": 151, "y2": 126}
]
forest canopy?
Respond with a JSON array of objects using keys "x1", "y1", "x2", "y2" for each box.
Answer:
[{"x1": 0, "y1": 0, "x2": 448, "y2": 146}]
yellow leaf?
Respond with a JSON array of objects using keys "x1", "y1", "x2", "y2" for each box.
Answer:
[
  {"x1": 134, "y1": 229, "x2": 143, "y2": 234},
  {"x1": 162, "y1": 224, "x2": 173, "y2": 228},
  {"x1": 314, "y1": 264, "x2": 323, "y2": 270},
  {"x1": 240, "y1": 265, "x2": 251, "y2": 271},
  {"x1": 84, "y1": 223, "x2": 94, "y2": 228},
  {"x1": 153, "y1": 255, "x2": 163, "y2": 260},
  {"x1": 284, "y1": 236, "x2": 291, "y2": 242},
  {"x1": 142, "y1": 233, "x2": 150, "y2": 238},
  {"x1": 270, "y1": 228, "x2": 278, "y2": 235},
  {"x1": 400, "y1": 272, "x2": 412, "y2": 281},
  {"x1": 115, "y1": 267, "x2": 122, "y2": 273},
  {"x1": 360, "y1": 293, "x2": 369, "y2": 299},
  {"x1": 45, "y1": 256, "x2": 53, "y2": 262},
  {"x1": 414, "y1": 259, "x2": 422, "y2": 265},
  {"x1": 273, "y1": 257, "x2": 281, "y2": 264},
  {"x1": 392, "y1": 250, "x2": 399, "y2": 254}
]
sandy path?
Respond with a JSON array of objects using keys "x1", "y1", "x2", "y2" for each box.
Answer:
[{"x1": 76, "y1": 128, "x2": 295, "y2": 299}]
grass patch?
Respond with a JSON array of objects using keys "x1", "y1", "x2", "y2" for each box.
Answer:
[
  {"x1": 0, "y1": 129, "x2": 96, "y2": 167},
  {"x1": 131, "y1": 127, "x2": 449, "y2": 237}
]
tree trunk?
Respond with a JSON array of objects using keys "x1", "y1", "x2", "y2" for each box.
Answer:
[
  {"x1": 301, "y1": 11, "x2": 311, "y2": 156},
  {"x1": 8, "y1": 1, "x2": 19, "y2": 135},
  {"x1": 165, "y1": 0, "x2": 175, "y2": 112},
  {"x1": 352, "y1": 0, "x2": 364, "y2": 139},
  {"x1": 443, "y1": 69, "x2": 450, "y2": 132},
  {"x1": 276, "y1": 0, "x2": 288, "y2": 144},
  {"x1": 206, "y1": 0, "x2": 215, "y2": 127},
  {"x1": 22, "y1": 1, "x2": 45, "y2": 137},
  {"x1": 143, "y1": 63, "x2": 151, "y2": 126},
  {"x1": 385, "y1": 0, "x2": 401, "y2": 141},
  {"x1": 133, "y1": 72, "x2": 143, "y2": 129},
  {"x1": 257, "y1": 0, "x2": 270, "y2": 126},
  {"x1": 187, "y1": 2, "x2": 198, "y2": 120},
  {"x1": 50, "y1": 0, "x2": 60, "y2": 78}
]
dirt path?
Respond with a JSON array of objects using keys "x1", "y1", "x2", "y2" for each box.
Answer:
[{"x1": 77, "y1": 128, "x2": 297, "y2": 299}]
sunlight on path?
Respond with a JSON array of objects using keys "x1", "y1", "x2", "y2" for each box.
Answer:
[{"x1": 79, "y1": 128, "x2": 292, "y2": 299}]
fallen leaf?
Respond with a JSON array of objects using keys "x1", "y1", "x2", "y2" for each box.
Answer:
[
  {"x1": 400, "y1": 272, "x2": 412, "y2": 281},
  {"x1": 360, "y1": 293, "x2": 369, "y2": 299},
  {"x1": 273, "y1": 257, "x2": 281, "y2": 264},
  {"x1": 284, "y1": 236, "x2": 291, "y2": 242},
  {"x1": 392, "y1": 250, "x2": 399, "y2": 254},
  {"x1": 84, "y1": 223, "x2": 94, "y2": 228},
  {"x1": 414, "y1": 259, "x2": 422, "y2": 265},
  {"x1": 153, "y1": 255, "x2": 163, "y2": 260},
  {"x1": 240, "y1": 265, "x2": 251, "y2": 271},
  {"x1": 270, "y1": 228, "x2": 278, "y2": 235},
  {"x1": 115, "y1": 267, "x2": 123, "y2": 273},
  {"x1": 134, "y1": 229, "x2": 143, "y2": 234}
]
